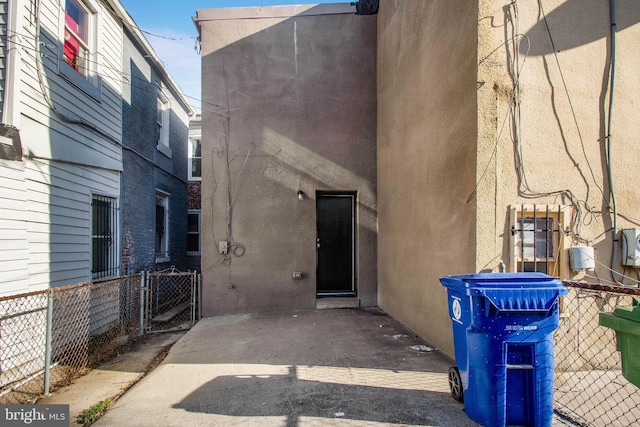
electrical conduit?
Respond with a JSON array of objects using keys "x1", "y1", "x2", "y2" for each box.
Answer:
[{"x1": 607, "y1": 0, "x2": 623, "y2": 284}]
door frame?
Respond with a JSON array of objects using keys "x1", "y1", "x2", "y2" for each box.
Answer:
[{"x1": 315, "y1": 191, "x2": 357, "y2": 297}]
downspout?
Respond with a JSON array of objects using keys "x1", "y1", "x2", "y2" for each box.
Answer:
[{"x1": 607, "y1": 0, "x2": 623, "y2": 284}]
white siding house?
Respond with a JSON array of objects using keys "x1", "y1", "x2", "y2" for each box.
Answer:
[
  {"x1": 0, "y1": 0, "x2": 123, "y2": 296},
  {"x1": 0, "y1": 0, "x2": 192, "y2": 393},
  {"x1": 0, "y1": 0, "x2": 192, "y2": 296}
]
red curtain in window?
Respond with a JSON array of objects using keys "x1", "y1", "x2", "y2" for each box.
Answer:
[{"x1": 64, "y1": 14, "x2": 80, "y2": 70}]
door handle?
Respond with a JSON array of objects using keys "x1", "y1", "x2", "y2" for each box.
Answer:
[{"x1": 316, "y1": 238, "x2": 320, "y2": 248}]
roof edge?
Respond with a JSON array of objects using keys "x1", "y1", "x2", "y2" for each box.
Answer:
[
  {"x1": 195, "y1": 3, "x2": 356, "y2": 23},
  {"x1": 105, "y1": 0, "x2": 195, "y2": 116}
]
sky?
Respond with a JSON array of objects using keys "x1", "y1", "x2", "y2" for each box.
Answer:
[{"x1": 120, "y1": 0, "x2": 345, "y2": 113}]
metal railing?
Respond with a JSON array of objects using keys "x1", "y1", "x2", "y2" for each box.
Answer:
[
  {"x1": 554, "y1": 281, "x2": 640, "y2": 426},
  {"x1": 0, "y1": 270, "x2": 199, "y2": 404}
]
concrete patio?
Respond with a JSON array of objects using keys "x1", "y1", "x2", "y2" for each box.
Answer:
[{"x1": 93, "y1": 308, "x2": 478, "y2": 426}]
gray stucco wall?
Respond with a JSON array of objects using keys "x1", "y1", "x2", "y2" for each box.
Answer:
[
  {"x1": 198, "y1": 5, "x2": 377, "y2": 316},
  {"x1": 376, "y1": 0, "x2": 478, "y2": 358}
]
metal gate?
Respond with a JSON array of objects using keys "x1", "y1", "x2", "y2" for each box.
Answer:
[{"x1": 143, "y1": 268, "x2": 200, "y2": 333}]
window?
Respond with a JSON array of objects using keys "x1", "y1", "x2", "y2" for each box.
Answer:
[
  {"x1": 92, "y1": 195, "x2": 118, "y2": 279},
  {"x1": 188, "y1": 138, "x2": 201, "y2": 180},
  {"x1": 155, "y1": 193, "x2": 169, "y2": 261},
  {"x1": 64, "y1": 0, "x2": 90, "y2": 76},
  {"x1": 157, "y1": 92, "x2": 171, "y2": 157},
  {"x1": 509, "y1": 205, "x2": 567, "y2": 277},
  {"x1": 60, "y1": 0, "x2": 101, "y2": 99},
  {"x1": 187, "y1": 210, "x2": 200, "y2": 255}
]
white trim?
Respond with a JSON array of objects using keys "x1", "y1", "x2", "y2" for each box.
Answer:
[
  {"x1": 64, "y1": 0, "x2": 91, "y2": 77},
  {"x1": 156, "y1": 90, "x2": 172, "y2": 158},
  {"x1": 155, "y1": 191, "x2": 170, "y2": 263},
  {"x1": 188, "y1": 137, "x2": 202, "y2": 181},
  {"x1": 57, "y1": 0, "x2": 103, "y2": 98},
  {"x1": 3, "y1": 0, "x2": 23, "y2": 126}
]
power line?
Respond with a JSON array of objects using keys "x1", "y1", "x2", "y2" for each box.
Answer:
[{"x1": 1, "y1": 30, "x2": 226, "y2": 116}]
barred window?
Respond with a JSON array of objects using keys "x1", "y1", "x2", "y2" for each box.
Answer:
[
  {"x1": 510, "y1": 205, "x2": 567, "y2": 277},
  {"x1": 187, "y1": 211, "x2": 200, "y2": 256},
  {"x1": 92, "y1": 195, "x2": 118, "y2": 279}
]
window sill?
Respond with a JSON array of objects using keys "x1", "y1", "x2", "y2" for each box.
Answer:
[
  {"x1": 59, "y1": 60, "x2": 102, "y2": 101},
  {"x1": 516, "y1": 258, "x2": 557, "y2": 263},
  {"x1": 157, "y1": 142, "x2": 172, "y2": 159},
  {"x1": 155, "y1": 256, "x2": 170, "y2": 263}
]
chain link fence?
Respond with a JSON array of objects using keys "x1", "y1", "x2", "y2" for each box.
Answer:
[
  {"x1": 10, "y1": 272, "x2": 638, "y2": 424},
  {"x1": 554, "y1": 281, "x2": 640, "y2": 426},
  {"x1": 0, "y1": 270, "x2": 199, "y2": 404},
  {"x1": 144, "y1": 270, "x2": 199, "y2": 333}
]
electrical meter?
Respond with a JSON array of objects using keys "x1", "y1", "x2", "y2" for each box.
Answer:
[{"x1": 621, "y1": 229, "x2": 640, "y2": 267}]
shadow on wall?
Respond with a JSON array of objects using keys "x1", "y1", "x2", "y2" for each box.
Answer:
[
  {"x1": 523, "y1": 0, "x2": 640, "y2": 56},
  {"x1": 35, "y1": 26, "x2": 123, "y2": 287},
  {"x1": 198, "y1": 5, "x2": 378, "y2": 310}
]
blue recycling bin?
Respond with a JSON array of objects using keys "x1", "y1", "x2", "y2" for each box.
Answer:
[{"x1": 440, "y1": 273, "x2": 567, "y2": 427}]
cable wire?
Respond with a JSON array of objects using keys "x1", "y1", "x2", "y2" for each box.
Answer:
[{"x1": 1, "y1": 28, "x2": 226, "y2": 117}]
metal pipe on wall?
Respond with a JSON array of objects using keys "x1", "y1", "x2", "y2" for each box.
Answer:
[{"x1": 607, "y1": 0, "x2": 623, "y2": 285}]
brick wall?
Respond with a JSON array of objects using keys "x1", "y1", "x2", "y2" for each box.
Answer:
[
  {"x1": 121, "y1": 33, "x2": 189, "y2": 273},
  {"x1": 188, "y1": 182, "x2": 201, "y2": 209}
]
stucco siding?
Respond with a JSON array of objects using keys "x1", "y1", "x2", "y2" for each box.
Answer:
[
  {"x1": 477, "y1": 0, "x2": 640, "y2": 282},
  {"x1": 376, "y1": 0, "x2": 478, "y2": 358},
  {"x1": 475, "y1": 0, "x2": 640, "y2": 368},
  {"x1": 198, "y1": 5, "x2": 377, "y2": 315}
]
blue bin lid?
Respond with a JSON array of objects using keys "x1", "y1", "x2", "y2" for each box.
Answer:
[
  {"x1": 440, "y1": 272, "x2": 561, "y2": 288},
  {"x1": 440, "y1": 273, "x2": 567, "y2": 311}
]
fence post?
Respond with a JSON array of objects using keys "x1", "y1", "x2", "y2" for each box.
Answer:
[
  {"x1": 44, "y1": 291, "x2": 53, "y2": 395},
  {"x1": 190, "y1": 272, "x2": 196, "y2": 326},
  {"x1": 198, "y1": 273, "x2": 202, "y2": 321},
  {"x1": 139, "y1": 271, "x2": 146, "y2": 336}
]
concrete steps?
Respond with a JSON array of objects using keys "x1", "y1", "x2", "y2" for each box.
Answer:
[{"x1": 315, "y1": 297, "x2": 359, "y2": 310}]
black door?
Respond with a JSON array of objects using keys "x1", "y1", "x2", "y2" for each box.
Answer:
[{"x1": 316, "y1": 193, "x2": 355, "y2": 296}]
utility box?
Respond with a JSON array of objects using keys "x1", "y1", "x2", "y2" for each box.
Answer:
[
  {"x1": 621, "y1": 229, "x2": 640, "y2": 267},
  {"x1": 569, "y1": 246, "x2": 595, "y2": 271}
]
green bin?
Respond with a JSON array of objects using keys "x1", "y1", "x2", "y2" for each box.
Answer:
[{"x1": 599, "y1": 299, "x2": 640, "y2": 388}]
